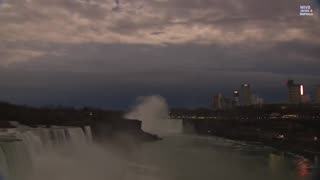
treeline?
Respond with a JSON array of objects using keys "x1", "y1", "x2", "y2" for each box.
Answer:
[{"x1": 0, "y1": 101, "x2": 123, "y2": 127}]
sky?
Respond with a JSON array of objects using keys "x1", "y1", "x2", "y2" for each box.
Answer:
[{"x1": 0, "y1": 0, "x2": 320, "y2": 109}]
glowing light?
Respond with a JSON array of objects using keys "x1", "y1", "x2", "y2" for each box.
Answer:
[
  {"x1": 300, "y1": 85, "x2": 304, "y2": 96},
  {"x1": 297, "y1": 159, "x2": 310, "y2": 177}
]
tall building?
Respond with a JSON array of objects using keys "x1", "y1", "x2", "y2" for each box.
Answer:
[
  {"x1": 240, "y1": 84, "x2": 252, "y2": 106},
  {"x1": 251, "y1": 95, "x2": 264, "y2": 106},
  {"x1": 316, "y1": 85, "x2": 320, "y2": 104},
  {"x1": 232, "y1": 90, "x2": 240, "y2": 106},
  {"x1": 213, "y1": 93, "x2": 234, "y2": 110},
  {"x1": 213, "y1": 93, "x2": 224, "y2": 110},
  {"x1": 287, "y1": 80, "x2": 303, "y2": 104}
]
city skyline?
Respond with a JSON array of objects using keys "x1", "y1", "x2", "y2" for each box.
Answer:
[
  {"x1": 213, "y1": 80, "x2": 319, "y2": 110},
  {"x1": 0, "y1": 0, "x2": 319, "y2": 109}
]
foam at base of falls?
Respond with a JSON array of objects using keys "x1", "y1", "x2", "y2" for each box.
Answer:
[
  {"x1": 0, "y1": 126, "x2": 93, "y2": 180},
  {"x1": 141, "y1": 118, "x2": 183, "y2": 135}
]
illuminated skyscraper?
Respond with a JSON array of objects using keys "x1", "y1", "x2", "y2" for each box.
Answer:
[
  {"x1": 240, "y1": 84, "x2": 252, "y2": 106},
  {"x1": 233, "y1": 90, "x2": 240, "y2": 106},
  {"x1": 287, "y1": 80, "x2": 303, "y2": 104}
]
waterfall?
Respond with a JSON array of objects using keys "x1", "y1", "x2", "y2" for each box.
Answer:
[
  {"x1": 68, "y1": 127, "x2": 88, "y2": 147},
  {"x1": 0, "y1": 137, "x2": 32, "y2": 180},
  {"x1": 84, "y1": 126, "x2": 93, "y2": 141},
  {"x1": 0, "y1": 126, "x2": 93, "y2": 180}
]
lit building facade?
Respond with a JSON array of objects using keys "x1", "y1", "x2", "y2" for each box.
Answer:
[{"x1": 287, "y1": 80, "x2": 303, "y2": 104}]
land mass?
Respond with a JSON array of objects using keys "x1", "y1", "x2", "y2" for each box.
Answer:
[
  {"x1": 2, "y1": 101, "x2": 320, "y2": 157},
  {"x1": 171, "y1": 104, "x2": 320, "y2": 158}
]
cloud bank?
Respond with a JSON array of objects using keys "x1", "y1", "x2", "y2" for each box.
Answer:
[{"x1": 0, "y1": 0, "x2": 319, "y2": 107}]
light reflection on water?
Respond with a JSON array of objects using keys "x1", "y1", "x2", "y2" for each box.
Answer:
[
  {"x1": 297, "y1": 159, "x2": 310, "y2": 177},
  {"x1": 294, "y1": 155, "x2": 320, "y2": 180},
  {"x1": 269, "y1": 153, "x2": 317, "y2": 180},
  {"x1": 128, "y1": 135, "x2": 320, "y2": 180}
]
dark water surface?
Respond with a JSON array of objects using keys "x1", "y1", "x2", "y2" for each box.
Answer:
[{"x1": 126, "y1": 135, "x2": 320, "y2": 180}]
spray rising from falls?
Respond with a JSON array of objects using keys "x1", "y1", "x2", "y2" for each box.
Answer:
[{"x1": 125, "y1": 95, "x2": 182, "y2": 135}]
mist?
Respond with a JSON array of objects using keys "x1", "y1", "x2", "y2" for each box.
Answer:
[
  {"x1": 32, "y1": 143, "x2": 126, "y2": 180},
  {"x1": 125, "y1": 95, "x2": 182, "y2": 135}
]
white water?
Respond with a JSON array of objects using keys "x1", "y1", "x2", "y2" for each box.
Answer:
[
  {"x1": 125, "y1": 95, "x2": 183, "y2": 135},
  {"x1": 0, "y1": 126, "x2": 95, "y2": 180}
]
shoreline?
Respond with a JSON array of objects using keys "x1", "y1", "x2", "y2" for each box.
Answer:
[
  {"x1": 197, "y1": 131, "x2": 320, "y2": 161},
  {"x1": 182, "y1": 118, "x2": 320, "y2": 162}
]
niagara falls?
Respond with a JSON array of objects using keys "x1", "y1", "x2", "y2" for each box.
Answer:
[
  {"x1": 0, "y1": 96, "x2": 319, "y2": 180},
  {"x1": 1, "y1": 0, "x2": 320, "y2": 178}
]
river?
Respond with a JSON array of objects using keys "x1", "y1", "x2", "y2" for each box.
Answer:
[
  {"x1": 0, "y1": 127, "x2": 319, "y2": 180},
  {"x1": 126, "y1": 135, "x2": 320, "y2": 180}
]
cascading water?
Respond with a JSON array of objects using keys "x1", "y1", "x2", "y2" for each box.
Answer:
[
  {"x1": 0, "y1": 138, "x2": 31, "y2": 180},
  {"x1": 0, "y1": 125, "x2": 93, "y2": 180},
  {"x1": 84, "y1": 126, "x2": 93, "y2": 141},
  {"x1": 125, "y1": 95, "x2": 183, "y2": 135}
]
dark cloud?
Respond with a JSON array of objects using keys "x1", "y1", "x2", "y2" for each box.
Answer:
[
  {"x1": 0, "y1": 41, "x2": 317, "y2": 108},
  {"x1": 10, "y1": 42, "x2": 320, "y2": 76},
  {"x1": 150, "y1": 31, "x2": 165, "y2": 35},
  {"x1": 0, "y1": 0, "x2": 319, "y2": 108}
]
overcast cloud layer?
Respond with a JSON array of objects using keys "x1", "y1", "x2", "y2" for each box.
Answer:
[{"x1": 0, "y1": 0, "x2": 320, "y2": 108}]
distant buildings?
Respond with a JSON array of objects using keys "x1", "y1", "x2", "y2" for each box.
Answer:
[
  {"x1": 287, "y1": 80, "x2": 303, "y2": 104},
  {"x1": 213, "y1": 84, "x2": 263, "y2": 110},
  {"x1": 251, "y1": 95, "x2": 264, "y2": 105},
  {"x1": 239, "y1": 84, "x2": 264, "y2": 107},
  {"x1": 286, "y1": 79, "x2": 320, "y2": 104},
  {"x1": 212, "y1": 80, "x2": 320, "y2": 109},
  {"x1": 213, "y1": 93, "x2": 233, "y2": 110}
]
